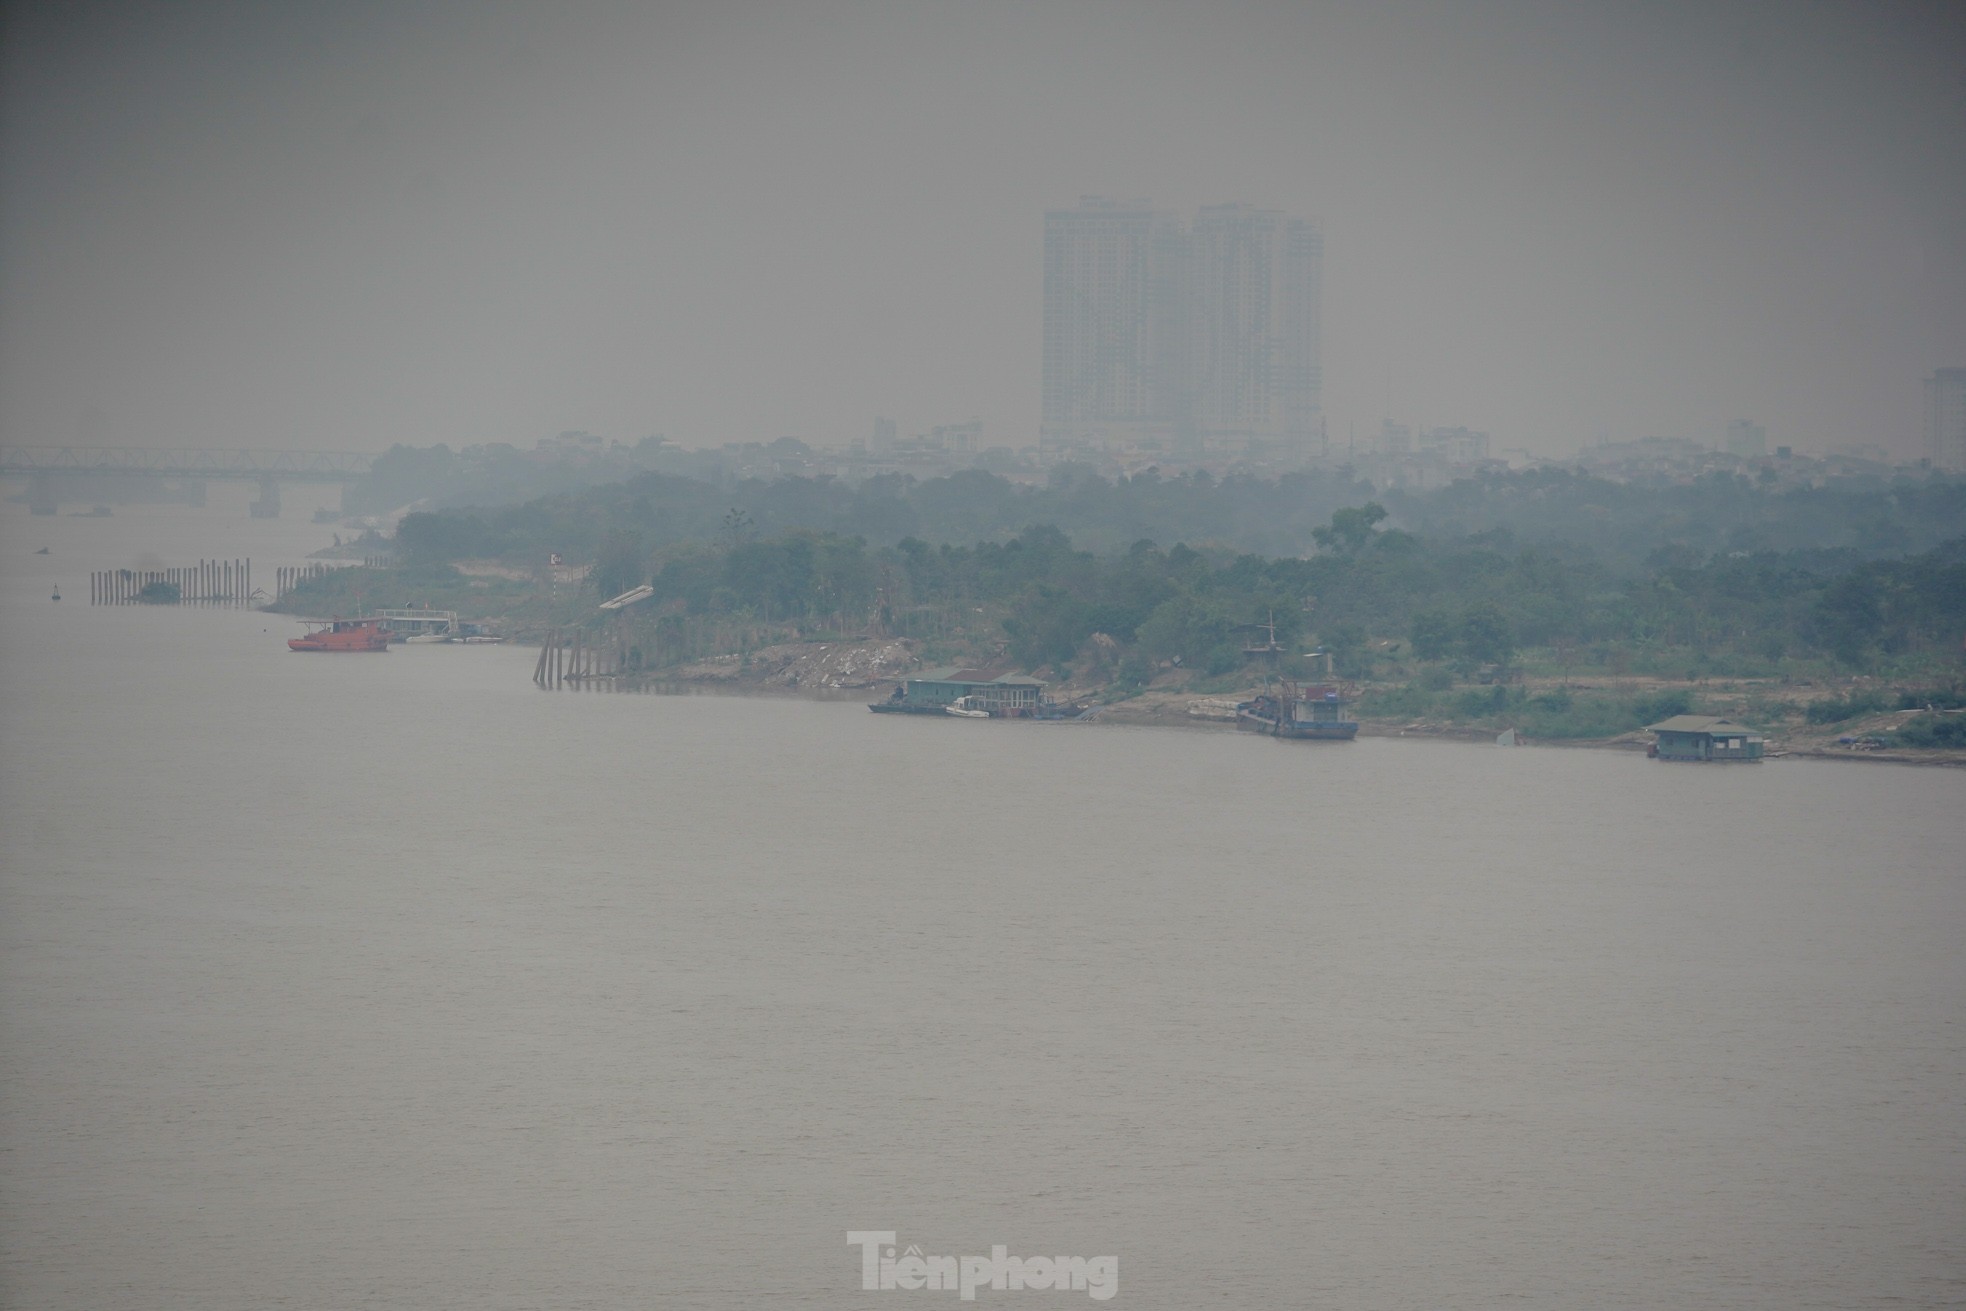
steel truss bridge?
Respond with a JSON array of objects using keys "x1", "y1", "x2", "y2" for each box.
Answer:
[{"x1": 0, "y1": 446, "x2": 376, "y2": 516}]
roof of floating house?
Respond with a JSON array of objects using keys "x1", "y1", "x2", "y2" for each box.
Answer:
[
  {"x1": 912, "y1": 667, "x2": 1045, "y2": 687},
  {"x1": 1647, "y1": 715, "x2": 1760, "y2": 735}
]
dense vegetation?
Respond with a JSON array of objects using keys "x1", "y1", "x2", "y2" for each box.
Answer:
[
  {"x1": 612, "y1": 521, "x2": 1965, "y2": 681},
  {"x1": 388, "y1": 464, "x2": 1966, "y2": 571},
  {"x1": 285, "y1": 463, "x2": 1966, "y2": 743}
]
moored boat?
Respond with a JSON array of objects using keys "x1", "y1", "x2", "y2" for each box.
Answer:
[
  {"x1": 1235, "y1": 682, "x2": 1359, "y2": 740},
  {"x1": 288, "y1": 617, "x2": 391, "y2": 652}
]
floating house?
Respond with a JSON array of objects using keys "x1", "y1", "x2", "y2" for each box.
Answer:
[
  {"x1": 870, "y1": 668, "x2": 1046, "y2": 716},
  {"x1": 1646, "y1": 715, "x2": 1765, "y2": 761}
]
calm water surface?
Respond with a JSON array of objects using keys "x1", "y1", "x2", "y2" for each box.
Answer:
[{"x1": 2, "y1": 502, "x2": 1963, "y2": 1308}]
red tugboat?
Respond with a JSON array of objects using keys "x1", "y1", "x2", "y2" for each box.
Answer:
[{"x1": 288, "y1": 617, "x2": 391, "y2": 652}]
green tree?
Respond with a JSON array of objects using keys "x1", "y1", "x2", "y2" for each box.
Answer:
[
  {"x1": 1312, "y1": 503, "x2": 1389, "y2": 557},
  {"x1": 1459, "y1": 603, "x2": 1517, "y2": 666},
  {"x1": 1409, "y1": 609, "x2": 1456, "y2": 661}
]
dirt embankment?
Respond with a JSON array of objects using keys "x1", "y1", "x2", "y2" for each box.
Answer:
[
  {"x1": 636, "y1": 639, "x2": 1966, "y2": 764},
  {"x1": 670, "y1": 639, "x2": 922, "y2": 690}
]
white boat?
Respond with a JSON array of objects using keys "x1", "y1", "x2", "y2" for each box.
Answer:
[{"x1": 945, "y1": 696, "x2": 992, "y2": 718}]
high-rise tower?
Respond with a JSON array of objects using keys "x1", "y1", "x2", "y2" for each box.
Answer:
[
  {"x1": 1927, "y1": 368, "x2": 1966, "y2": 471},
  {"x1": 1041, "y1": 199, "x2": 1185, "y2": 454},
  {"x1": 1041, "y1": 198, "x2": 1322, "y2": 461},
  {"x1": 1188, "y1": 204, "x2": 1322, "y2": 455}
]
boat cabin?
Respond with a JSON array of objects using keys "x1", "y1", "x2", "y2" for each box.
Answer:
[
  {"x1": 885, "y1": 668, "x2": 1046, "y2": 714},
  {"x1": 1291, "y1": 684, "x2": 1348, "y2": 724},
  {"x1": 372, "y1": 607, "x2": 458, "y2": 640},
  {"x1": 1646, "y1": 715, "x2": 1765, "y2": 761}
]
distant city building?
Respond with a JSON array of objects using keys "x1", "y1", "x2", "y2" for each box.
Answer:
[
  {"x1": 928, "y1": 420, "x2": 982, "y2": 455},
  {"x1": 536, "y1": 431, "x2": 606, "y2": 458},
  {"x1": 1725, "y1": 419, "x2": 1767, "y2": 458},
  {"x1": 1042, "y1": 197, "x2": 1323, "y2": 462},
  {"x1": 1927, "y1": 368, "x2": 1966, "y2": 471},
  {"x1": 1041, "y1": 199, "x2": 1186, "y2": 455},
  {"x1": 872, "y1": 416, "x2": 897, "y2": 454},
  {"x1": 1376, "y1": 421, "x2": 1411, "y2": 456},
  {"x1": 1421, "y1": 426, "x2": 1490, "y2": 462},
  {"x1": 1186, "y1": 204, "x2": 1323, "y2": 456}
]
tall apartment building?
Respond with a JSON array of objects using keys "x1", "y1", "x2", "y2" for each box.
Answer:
[
  {"x1": 1725, "y1": 419, "x2": 1767, "y2": 458},
  {"x1": 1041, "y1": 199, "x2": 1187, "y2": 453},
  {"x1": 1927, "y1": 368, "x2": 1966, "y2": 471},
  {"x1": 1042, "y1": 198, "x2": 1322, "y2": 460}
]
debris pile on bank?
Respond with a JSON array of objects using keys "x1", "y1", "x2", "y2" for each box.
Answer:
[{"x1": 673, "y1": 639, "x2": 921, "y2": 689}]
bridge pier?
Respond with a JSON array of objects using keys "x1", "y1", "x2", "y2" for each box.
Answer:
[
  {"x1": 27, "y1": 472, "x2": 57, "y2": 515},
  {"x1": 249, "y1": 475, "x2": 281, "y2": 519}
]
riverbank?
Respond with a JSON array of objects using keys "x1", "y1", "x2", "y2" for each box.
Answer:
[{"x1": 553, "y1": 635, "x2": 1966, "y2": 766}]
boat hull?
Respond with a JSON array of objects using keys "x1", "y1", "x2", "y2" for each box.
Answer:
[
  {"x1": 1235, "y1": 710, "x2": 1358, "y2": 740},
  {"x1": 288, "y1": 637, "x2": 389, "y2": 651},
  {"x1": 288, "y1": 618, "x2": 391, "y2": 652}
]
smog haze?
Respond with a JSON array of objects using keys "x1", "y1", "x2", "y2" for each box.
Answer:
[{"x1": 2, "y1": 0, "x2": 1962, "y2": 458}]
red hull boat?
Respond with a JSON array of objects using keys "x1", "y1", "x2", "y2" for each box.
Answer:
[{"x1": 288, "y1": 617, "x2": 391, "y2": 652}]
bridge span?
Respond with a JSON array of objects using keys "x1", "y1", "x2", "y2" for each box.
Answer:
[{"x1": 0, "y1": 446, "x2": 376, "y2": 517}]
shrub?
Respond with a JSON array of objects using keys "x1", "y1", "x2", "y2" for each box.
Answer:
[
  {"x1": 1631, "y1": 689, "x2": 1693, "y2": 723},
  {"x1": 1806, "y1": 691, "x2": 1889, "y2": 724},
  {"x1": 1358, "y1": 683, "x2": 1438, "y2": 719},
  {"x1": 1892, "y1": 715, "x2": 1966, "y2": 748},
  {"x1": 1896, "y1": 688, "x2": 1966, "y2": 711}
]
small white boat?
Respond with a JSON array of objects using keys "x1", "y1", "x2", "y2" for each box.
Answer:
[{"x1": 945, "y1": 696, "x2": 992, "y2": 718}]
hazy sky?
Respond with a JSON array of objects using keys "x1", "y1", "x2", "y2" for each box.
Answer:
[{"x1": 2, "y1": 0, "x2": 1962, "y2": 459}]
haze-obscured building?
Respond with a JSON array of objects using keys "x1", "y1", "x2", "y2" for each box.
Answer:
[
  {"x1": 1927, "y1": 368, "x2": 1966, "y2": 471},
  {"x1": 1042, "y1": 197, "x2": 1323, "y2": 463},
  {"x1": 1041, "y1": 199, "x2": 1187, "y2": 456},
  {"x1": 1725, "y1": 419, "x2": 1767, "y2": 458},
  {"x1": 1421, "y1": 426, "x2": 1490, "y2": 462},
  {"x1": 1186, "y1": 204, "x2": 1323, "y2": 457}
]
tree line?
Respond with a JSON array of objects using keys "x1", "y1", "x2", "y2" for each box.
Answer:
[
  {"x1": 391, "y1": 463, "x2": 1966, "y2": 573},
  {"x1": 548, "y1": 514, "x2": 1964, "y2": 685}
]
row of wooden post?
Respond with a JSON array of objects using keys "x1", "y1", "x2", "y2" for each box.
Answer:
[
  {"x1": 533, "y1": 628, "x2": 628, "y2": 687},
  {"x1": 91, "y1": 559, "x2": 250, "y2": 604},
  {"x1": 275, "y1": 563, "x2": 349, "y2": 600}
]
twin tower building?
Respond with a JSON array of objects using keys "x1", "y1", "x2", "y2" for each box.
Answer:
[{"x1": 1042, "y1": 197, "x2": 1324, "y2": 464}]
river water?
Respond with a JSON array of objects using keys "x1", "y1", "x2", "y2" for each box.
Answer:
[{"x1": 2, "y1": 498, "x2": 1963, "y2": 1309}]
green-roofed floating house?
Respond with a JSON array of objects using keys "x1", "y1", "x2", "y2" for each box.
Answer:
[
  {"x1": 870, "y1": 667, "x2": 1083, "y2": 720},
  {"x1": 1646, "y1": 715, "x2": 1766, "y2": 762}
]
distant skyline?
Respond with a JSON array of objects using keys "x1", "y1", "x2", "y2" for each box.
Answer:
[{"x1": 2, "y1": 0, "x2": 1963, "y2": 460}]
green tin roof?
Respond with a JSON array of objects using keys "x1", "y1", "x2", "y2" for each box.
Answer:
[{"x1": 1647, "y1": 715, "x2": 1759, "y2": 735}]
